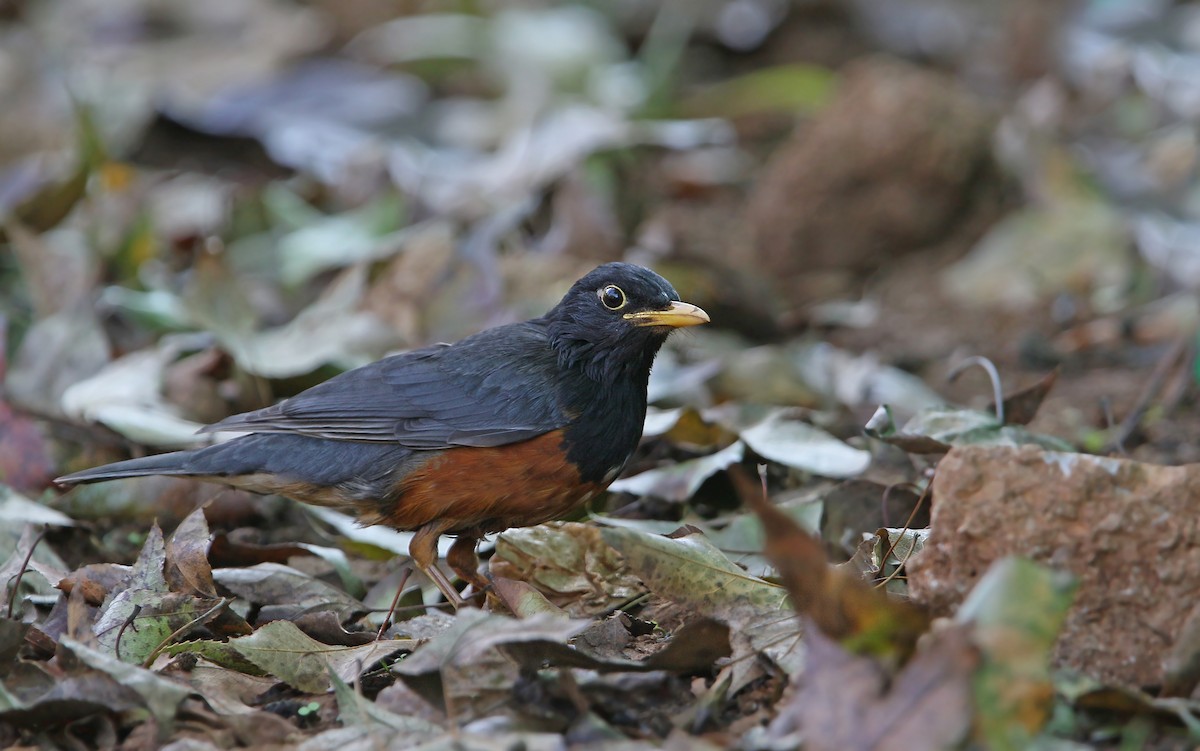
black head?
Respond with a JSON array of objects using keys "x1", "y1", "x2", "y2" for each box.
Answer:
[{"x1": 545, "y1": 262, "x2": 709, "y2": 385}]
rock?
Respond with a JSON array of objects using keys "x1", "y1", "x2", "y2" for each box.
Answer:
[
  {"x1": 908, "y1": 445, "x2": 1200, "y2": 688},
  {"x1": 743, "y1": 56, "x2": 1007, "y2": 290}
]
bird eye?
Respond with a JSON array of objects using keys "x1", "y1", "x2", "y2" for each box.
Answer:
[{"x1": 598, "y1": 284, "x2": 627, "y2": 310}]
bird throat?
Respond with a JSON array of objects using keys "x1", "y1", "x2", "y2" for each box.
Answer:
[
  {"x1": 555, "y1": 343, "x2": 656, "y2": 487},
  {"x1": 546, "y1": 320, "x2": 666, "y2": 486},
  {"x1": 559, "y1": 383, "x2": 648, "y2": 486}
]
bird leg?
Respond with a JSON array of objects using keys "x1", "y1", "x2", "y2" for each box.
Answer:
[
  {"x1": 408, "y1": 522, "x2": 464, "y2": 608},
  {"x1": 446, "y1": 534, "x2": 491, "y2": 594}
]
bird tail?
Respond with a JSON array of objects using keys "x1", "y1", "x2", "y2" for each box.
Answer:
[{"x1": 55, "y1": 451, "x2": 199, "y2": 486}]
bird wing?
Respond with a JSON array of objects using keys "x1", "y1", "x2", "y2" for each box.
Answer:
[{"x1": 200, "y1": 321, "x2": 569, "y2": 449}]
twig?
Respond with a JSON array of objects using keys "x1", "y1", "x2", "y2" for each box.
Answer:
[
  {"x1": 873, "y1": 477, "x2": 933, "y2": 590},
  {"x1": 6, "y1": 527, "x2": 46, "y2": 619},
  {"x1": 1108, "y1": 335, "x2": 1189, "y2": 453},
  {"x1": 376, "y1": 566, "x2": 413, "y2": 640}
]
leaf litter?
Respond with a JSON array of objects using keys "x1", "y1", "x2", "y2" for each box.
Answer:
[{"x1": 3, "y1": 0, "x2": 1200, "y2": 748}]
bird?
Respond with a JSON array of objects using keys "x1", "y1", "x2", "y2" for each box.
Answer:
[{"x1": 56, "y1": 262, "x2": 709, "y2": 606}]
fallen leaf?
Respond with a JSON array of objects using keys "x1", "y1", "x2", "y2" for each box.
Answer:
[
  {"x1": 0, "y1": 487, "x2": 74, "y2": 527},
  {"x1": 492, "y1": 522, "x2": 641, "y2": 616},
  {"x1": 491, "y1": 577, "x2": 570, "y2": 619},
  {"x1": 600, "y1": 525, "x2": 799, "y2": 687},
  {"x1": 60, "y1": 636, "x2": 190, "y2": 736},
  {"x1": 599, "y1": 526, "x2": 785, "y2": 615},
  {"x1": 864, "y1": 404, "x2": 1072, "y2": 455},
  {"x1": 5, "y1": 305, "x2": 110, "y2": 418},
  {"x1": 212, "y1": 562, "x2": 367, "y2": 622},
  {"x1": 331, "y1": 668, "x2": 442, "y2": 736},
  {"x1": 771, "y1": 623, "x2": 977, "y2": 751},
  {"x1": 609, "y1": 441, "x2": 744, "y2": 501},
  {"x1": 210, "y1": 265, "x2": 399, "y2": 379},
  {"x1": 163, "y1": 656, "x2": 277, "y2": 716},
  {"x1": 229, "y1": 620, "x2": 411, "y2": 693},
  {"x1": 164, "y1": 507, "x2": 218, "y2": 598},
  {"x1": 738, "y1": 468, "x2": 929, "y2": 665},
  {"x1": 942, "y1": 198, "x2": 1130, "y2": 310},
  {"x1": 5, "y1": 223, "x2": 97, "y2": 318},
  {"x1": 0, "y1": 671, "x2": 143, "y2": 732},
  {"x1": 998, "y1": 369, "x2": 1060, "y2": 426},
  {"x1": 956, "y1": 557, "x2": 1077, "y2": 748},
  {"x1": 740, "y1": 411, "x2": 870, "y2": 478},
  {"x1": 393, "y1": 608, "x2": 588, "y2": 718},
  {"x1": 59, "y1": 341, "x2": 217, "y2": 447},
  {"x1": 91, "y1": 524, "x2": 171, "y2": 662}
]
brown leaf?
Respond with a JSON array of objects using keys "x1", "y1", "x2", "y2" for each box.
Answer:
[
  {"x1": 644, "y1": 618, "x2": 732, "y2": 673},
  {"x1": 212, "y1": 562, "x2": 366, "y2": 623},
  {"x1": 491, "y1": 576, "x2": 570, "y2": 619},
  {"x1": 735, "y1": 467, "x2": 929, "y2": 664},
  {"x1": 997, "y1": 368, "x2": 1059, "y2": 426},
  {"x1": 0, "y1": 619, "x2": 29, "y2": 676},
  {"x1": 772, "y1": 623, "x2": 977, "y2": 751},
  {"x1": 54, "y1": 562, "x2": 131, "y2": 609},
  {"x1": 165, "y1": 507, "x2": 218, "y2": 598}
]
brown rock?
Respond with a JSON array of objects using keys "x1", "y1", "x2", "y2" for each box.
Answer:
[
  {"x1": 908, "y1": 445, "x2": 1200, "y2": 688},
  {"x1": 743, "y1": 56, "x2": 1005, "y2": 286}
]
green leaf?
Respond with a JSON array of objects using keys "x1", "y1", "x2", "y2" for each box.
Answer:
[
  {"x1": 161, "y1": 639, "x2": 266, "y2": 676},
  {"x1": 92, "y1": 524, "x2": 172, "y2": 662},
  {"x1": 958, "y1": 557, "x2": 1077, "y2": 750},
  {"x1": 228, "y1": 620, "x2": 411, "y2": 693},
  {"x1": 866, "y1": 405, "x2": 1073, "y2": 454}
]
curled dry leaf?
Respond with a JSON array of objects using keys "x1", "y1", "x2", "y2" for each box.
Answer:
[
  {"x1": 491, "y1": 522, "x2": 642, "y2": 615},
  {"x1": 737, "y1": 468, "x2": 929, "y2": 666},
  {"x1": 599, "y1": 525, "x2": 800, "y2": 689},
  {"x1": 864, "y1": 404, "x2": 1072, "y2": 455},
  {"x1": 997, "y1": 368, "x2": 1059, "y2": 426},
  {"x1": 164, "y1": 507, "x2": 217, "y2": 598},
  {"x1": 212, "y1": 562, "x2": 367, "y2": 623}
]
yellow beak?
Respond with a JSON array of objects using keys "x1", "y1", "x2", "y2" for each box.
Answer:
[{"x1": 624, "y1": 301, "x2": 710, "y2": 328}]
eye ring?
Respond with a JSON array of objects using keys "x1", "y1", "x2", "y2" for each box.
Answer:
[{"x1": 598, "y1": 284, "x2": 627, "y2": 310}]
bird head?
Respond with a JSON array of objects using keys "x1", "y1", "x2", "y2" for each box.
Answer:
[{"x1": 546, "y1": 262, "x2": 709, "y2": 384}]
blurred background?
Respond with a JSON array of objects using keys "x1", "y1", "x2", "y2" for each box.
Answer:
[{"x1": 2, "y1": 0, "x2": 1199, "y2": 499}]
